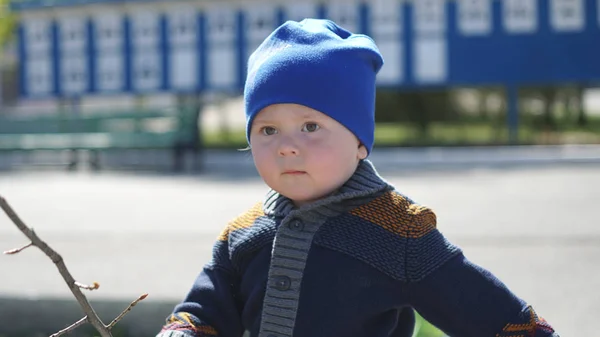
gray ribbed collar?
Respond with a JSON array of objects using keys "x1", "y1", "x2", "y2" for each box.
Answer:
[{"x1": 262, "y1": 159, "x2": 392, "y2": 218}]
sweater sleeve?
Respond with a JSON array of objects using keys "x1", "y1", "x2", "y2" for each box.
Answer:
[
  {"x1": 403, "y1": 210, "x2": 559, "y2": 336},
  {"x1": 156, "y1": 236, "x2": 244, "y2": 337}
]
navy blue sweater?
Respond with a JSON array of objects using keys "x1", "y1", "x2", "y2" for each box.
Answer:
[{"x1": 157, "y1": 160, "x2": 559, "y2": 337}]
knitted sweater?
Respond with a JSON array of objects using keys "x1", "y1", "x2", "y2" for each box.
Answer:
[{"x1": 157, "y1": 160, "x2": 559, "y2": 337}]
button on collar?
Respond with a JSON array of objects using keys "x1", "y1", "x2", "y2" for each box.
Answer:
[
  {"x1": 288, "y1": 219, "x2": 304, "y2": 231},
  {"x1": 273, "y1": 275, "x2": 291, "y2": 291}
]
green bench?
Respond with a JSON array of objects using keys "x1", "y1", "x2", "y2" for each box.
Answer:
[{"x1": 0, "y1": 107, "x2": 201, "y2": 171}]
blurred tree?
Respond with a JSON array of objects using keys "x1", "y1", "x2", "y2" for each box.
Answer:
[
  {"x1": 0, "y1": 0, "x2": 16, "y2": 107},
  {"x1": 375, "y1": 89, "x2": 456, "y2": 143},
  {"x1": 574, "y1": 85, "x2": 587, "y2": 127},
  {"x1": 0, "y1": 0, "x2": 16, "y2": 51},
  {"x1": 541, "y1": 86, "x2": 558, "y2": 130}
]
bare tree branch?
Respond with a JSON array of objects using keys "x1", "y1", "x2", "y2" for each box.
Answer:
[
  {"x1": 3, "y1": 242, "x2": 33, "y2": 254},
  {"x1": 49, "y1": 316, "x2": 88, "y2": 337},
  {"x1": 108, "y1": 293, "x2": 149, "y2": 329},
  {"x1": 1, "y1": 195, "x2": 148, "y2": 337},
  {"x1": 0, "y1": 195, "x2": 111, "y2": 336}
]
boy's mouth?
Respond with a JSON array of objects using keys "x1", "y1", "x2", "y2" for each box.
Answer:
[{"x1": 283, "y1": 170, "x2": 306, "y2": 175}]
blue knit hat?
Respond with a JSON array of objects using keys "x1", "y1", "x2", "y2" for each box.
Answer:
[{"x1": 244, "y1": 19, "x2": 384, "y2": 154}]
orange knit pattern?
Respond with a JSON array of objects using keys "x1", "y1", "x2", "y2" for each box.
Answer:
[
  {"x1": 349, "y1": 191, "x2": 437, "y2": 238},
  {"x1": 162, "y1": 312, "x2": 218, "y2": 336},
  {"x1": 496, "y1": 306, "x2": 556, "y2": 336},
  {"x1": 218, "y1": 202, "x2": 265, "y2": 241}
]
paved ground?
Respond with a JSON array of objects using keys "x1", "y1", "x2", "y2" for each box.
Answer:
[{"x1": 0, "y1": 155, "x2": 599, "y2": 336}]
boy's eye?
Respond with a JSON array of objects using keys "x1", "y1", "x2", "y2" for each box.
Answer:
[
  {"x1": 261, "y1": 126, "x2": 277, "y2": 136},
  {"x1": 302, "y1": 123, "x2": 320, "y2": 132}
]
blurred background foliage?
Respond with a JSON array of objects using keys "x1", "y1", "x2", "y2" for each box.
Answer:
[{"x1": 202, "y1": 85, "x2": 599, "y2": 149}]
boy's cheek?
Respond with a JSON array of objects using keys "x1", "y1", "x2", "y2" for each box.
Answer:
[
  {"x1": 250, "y1": 140, "x2": 269, "y2": 155},
  {"x1": 251, "y1": 147, "x2": 273, "y2": 165}
]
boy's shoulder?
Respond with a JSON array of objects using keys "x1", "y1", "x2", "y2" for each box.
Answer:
[
  {"x1": 215, "y1": 202, "x2": 277, "y2": 268},
  {"x1": 217, "y1": 202, "x2": 265, "y2": 242},
  {"x1": 316, "y1": 190, "x2": 459, "y2": 282},
  {"x1": 348, "y1": 189, "x2": 438, "y2": 237}
]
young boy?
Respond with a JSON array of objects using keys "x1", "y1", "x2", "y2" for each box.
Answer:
[{"x1": 157, "y1": 19, "x2": 559, "y2": 337}]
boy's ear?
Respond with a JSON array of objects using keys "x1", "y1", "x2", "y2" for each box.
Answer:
[{"x1": 357, "y1": 144, "x2": 368, "y2": 160}]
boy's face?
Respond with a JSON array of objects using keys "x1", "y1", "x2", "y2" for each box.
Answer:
[{"x1": 250, "y1": 103, "x2": 368, "y2": 207}]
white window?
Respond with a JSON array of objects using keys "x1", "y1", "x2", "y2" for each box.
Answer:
[
  {"x1": 281, "y1": 2, "x2": 318, "y2": 23},
  {"x1": 133, "y1": 52, "x2": 161, "y2": 91},
  {"x1": 170, "y1": 49, "x2": 198, "y2": 90},
  {"x1": 503, "y1": 0, "x2": 538, "y2": 34},
  {"x1": 205, "y1": 4, "x2": 237, "y2": 44},
  {"x1": 61, "y1": 54, "x2": 87, "y2": 94},
  {"x1": 168, "y1": 7, "x2": 198, "y2": 47},
  {"x1": 376, "y1": 40, "x2": 403, "y2": 85},
  {"x1": 414, "y1": 0, "x2": 446, "y2": 35},
  {"x1": 370, "y1": 0, "x2": 402, "y2": 39},
  {"x1": 94, "y1": 13, "x2": 123, "y2": 51},
  {"x1": 414, "y1": 38, "x2": 447, "y2": 83},
  {"x1": 551, "y1": 0, "x2": 584, "y2": 32},
  {"x1": 96, "y1": 53, "x2": 124, "y2": 92},
  {"x1": 207, "y1": 47, "x2": 237, "y2": 90},
  {"x1": 458, "y1": 0, "x2": 492, "y2": 36},
  {"x1": 243, "y1": 6, "x2": 277, "y2": 43},
  {"x1": 59, "y1": 17, "x2": 86, "y2": 52},
  {"x1": 25, "y1": 19, "x2": 51, "y2": 55},
  {"x1": 26, "y1": 58, "x2": 52, "y2": 95},
  {"x1": 131, "y1": 11, "x2": 160, "y2": 49},
  {"x1": 326, "y1": 0, "x2": 360, "y2": 33}
]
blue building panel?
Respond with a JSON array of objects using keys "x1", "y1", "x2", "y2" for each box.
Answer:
[
  {"x1": 12, "y1": 0, "x2": 600, "y2": 98},
  {"x1": 447, "y1": 0, "x2": 600, "y2": 86},
  {"x1": 17, "y1": 23, "x2": 27, "y2": 97}
]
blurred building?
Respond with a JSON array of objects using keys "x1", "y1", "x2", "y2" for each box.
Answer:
[{"x1": 5, "y1": 0, "x2": 600, "y2": 143}]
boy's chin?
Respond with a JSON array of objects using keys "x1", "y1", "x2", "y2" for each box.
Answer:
[{"x1": 281, "y1": 190, "x2": 337, "y2": 208}]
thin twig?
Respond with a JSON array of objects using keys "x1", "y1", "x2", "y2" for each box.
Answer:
[
  {"x1": 108, "y1": 293, "x2": 149, "y2": 329},
  {"x1": 75, "y1": 281, "x2": 100, "y2": 290},
  {"x1": 0, "y1": 195, "x2": 112, "y2": 337},
  {"x1": 3, "y1": 242, "x2": 33, "y2": 255},
  {"x1": 49, "y1": 316, "x2": 88, "y2": 337}
]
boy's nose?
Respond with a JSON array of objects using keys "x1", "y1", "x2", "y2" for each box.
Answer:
[{"x1": 277, "y1": 138, "x2": 300, "y2": 156}]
